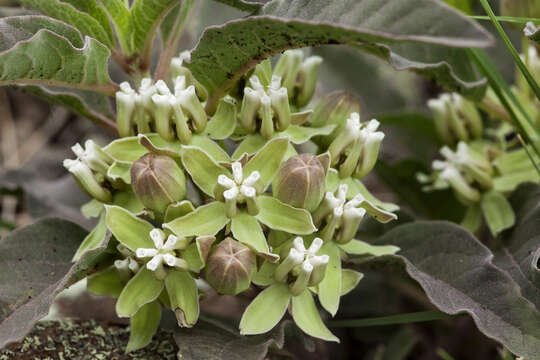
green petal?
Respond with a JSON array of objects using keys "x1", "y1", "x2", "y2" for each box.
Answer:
[
  {"x1": 339, "y1": 239, "x2": 400, "y2": 256},
  {"x1": 340, "y1": 269, "x2": 363, "y2": 296},
  {"x1": 326, "y1": 169, "x2": 340, "y2": 193},
  {"x1": 181, "y1": 145, "x2": 230, "y2": 196},
  {"x1": 343, "y1": 177, "x2": 400, "y2": 213},
  {"x1": 81, "y1": 199, "x2": 104, "y2": 218},
  {"x1": 184, "y1": 236, "x2": 216, "y2": 272},
  {"x1": 244, "y1": 137, "x2": 289, "y2": 193},
  {"x1": 291, "y1": 289, "x2": 339, "y2": 342},
  {"x1": 280, "y1": 124, "x2": 335, "y2": 144},
  {"x1": 481, "y1": 190, "x2": 516, "y2": 236},
  {"x1": 461, "y1": 203, "x2": 482, "y2": 233},
  {"x1": 165, "y1": 200, "x2": 195, "y2": 223},
  {"x1": 239, "y1": 283, "x2": 291, "y2": 335},
  {"x1": 189, "y1": 135, "x2": 230, "y2": 163},
  {"x1": 105, "y1": 205, "x2": 153, "y2": 251},
  {"x1": 87, "y1": 265, "x2": 124, "y2": 298},
  {"x1": 73, "y1": 212, "x2": 108, "y2": 261},
  {"x1": 232, "y1": 134, "x2": 267, "y2": 160},
  {"x1": 112, "y1": 191, "x2": 145, "y2": 215},
  {"x1": 231, "y1": 212, "x2": 278, "y2": 262},
  {"x1": 253, "y1": 260, "x2": 278, "y2": 286},
  {"x1": 164, "y1": 201, "x2": 229, "y2": 237},
  {"x1": 256, "y1": 196, "x2": 316, "y2": 235},
  {"x1": 126, "y1": 301, "x2": 161, "y2": 353},
  {"x1": 165, "y1": 270, "x2": 200, "y2": 327},
  {"x1": 104, "y1": 134, "x2": 181, "y2": 162},
  {"x1": 317, "y1": 242, "x2": 341, "y2": 317},
  {"x1": 116, "y1": 268, "x2": 164, "y2": 318},
  {"x1": 493, "y1": 170, "x2": 540, "y2": 192},
  {"x1": 107, "y1": 160, "x2": 132, "y2": 184},
  {"x1": 205, "y1": 97, "x2": 237, "y2": 140}
]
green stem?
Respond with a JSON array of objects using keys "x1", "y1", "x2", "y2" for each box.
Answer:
[{"x1": 328, "y1": 310, "x2": 455, "y2": 328}]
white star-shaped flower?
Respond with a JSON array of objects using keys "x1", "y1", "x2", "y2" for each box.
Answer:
[
  {"x1": 217, "y1": 162, "x2": 261, "y2": 202},
  {"x1": 136, "y1": 229, "x2": 187, "y2": 271}
]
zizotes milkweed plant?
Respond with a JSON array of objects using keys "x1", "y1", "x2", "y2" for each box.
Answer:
[{"x1": 63, "y1": 50, "x2": 400, "y2": 351}]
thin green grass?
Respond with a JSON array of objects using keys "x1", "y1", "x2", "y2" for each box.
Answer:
[{"x1": 329, "y1": 310, "x2": 453, "y2": 328}]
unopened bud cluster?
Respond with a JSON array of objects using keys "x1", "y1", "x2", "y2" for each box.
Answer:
[{"x1": 328, "y1": 113, "x2": 385, "y2": 179}]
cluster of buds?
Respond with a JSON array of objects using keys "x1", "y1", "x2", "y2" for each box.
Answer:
[
  {"x1": 328, "y1": 113, "x2": 385, "y2": 179},
  {"x1": 429, "y1": 142, "x2": 493, "y2": 204},
  {"x1": 130, "y1": 153, "x2": 187, "y2": 214},
  {"x1": 63, "y1": 140, "x2": 113, "y2": 203},
  {"x1": 214, "y1": 161, "x2": 261, "y2": 218},
  {"x1": 273, "y1": 50, "x2": 323, "y2": 107},
  {"x1": 312, "y1": 184, "x2": 367, "y2": 244},
  {"x1": 428, "y1": 93, "x2": 483, "y2": 145},
  {"x1": 239, "y1": 75, "x2": 291, "y2": 138},
  {"x1": 275, "y1": 237, "x2": 329, "y2": 296},
  {"x1": 205, "y1": 238, "x2": 256, "y2": 295},
  {"x1": 151, "y1": 76, "x2": 207, "y2": 143},
  {"x1": 116, "y1": 76, "x2": 207, "y2": 142},
  {"x1": 135, "y1": 228, "x2": 189, "y2": 280},
  {"x1": 273, "y1": 154, "x2": 327, "y2": 212}
]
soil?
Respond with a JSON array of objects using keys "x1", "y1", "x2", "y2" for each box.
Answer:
[{"x1": 0, "y1": 320, "x2": 178, "y2": 360}]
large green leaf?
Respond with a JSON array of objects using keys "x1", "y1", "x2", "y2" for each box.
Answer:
[
  {"x1": 0, "y1": 16, "x2": 117, "y2": 94},
  {"x1": 98, "y1": 0, "x2": 132, "y2": 54},
  {"x1": 187, "y1": 0, "x2": 493, "y2": 109},
  {"x1": 495, "y1": 183, "x2": 540, "y2": 312},
  {"x1": 19, "y1": 0, "x2": 115, "y2": 48},
  {"x1": 130, "y1": 0, "x2": 181, "y2": 59},
  {"x1": 0, "y1": 219, "x2": 111, "y2": 348},
  {"x1": 174, "y1": 318, "x2": 287, "y2": 360},
  {"x1": 366, "y1": 221, "x2": 540, "y2": 359}
]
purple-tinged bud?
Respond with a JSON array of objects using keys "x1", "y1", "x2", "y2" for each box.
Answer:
[
  {"x1": 131, "y1": 153, "x2": 186, "y2": 213},
  {"x1": 273, "y1": 154, "x2": 327, "y2": 212},
  {"x1": 310, "y1": 91, "x2": 361, "y2": 148},
  {"x1": 205, "y1": 238, "x2": 256, "y2": 295}
]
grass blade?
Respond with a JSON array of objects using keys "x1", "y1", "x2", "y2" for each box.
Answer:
[
  {"x1": 468, "y1": 49, "x2": 538, "y2": 149},
  {"x1": 471, "y1": 15, "x2": 540, "y2": 25},
  {"x1": 479, "y1": 0, "x2": 540, "y2": 104},
  {"x1": 329, "y1": 310, "x2": 453, "y2": 328}
]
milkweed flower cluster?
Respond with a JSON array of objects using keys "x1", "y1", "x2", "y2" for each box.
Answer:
[{"x1": 64, "y1": 50, "x2": 399, "y2": 352}]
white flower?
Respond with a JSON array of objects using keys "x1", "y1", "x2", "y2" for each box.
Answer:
[
  {"x1": 291, "y1": 236, "x2": 329, "y2": 269},
  {"x1": 136, "y1": 228, "x2": 187, "y2": 272},
  {"x1": 325, "y1": 184, "x2": 367, "y2": 221},
  {"x1": 70, "y1": 140, "x2": 111, "y2": 175},
  {"x1": 217, "y1": 161, "x2": 261, "y2": 201}
]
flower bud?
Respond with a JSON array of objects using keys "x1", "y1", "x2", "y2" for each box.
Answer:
[
  {"x1": 296, "y1": 56, "x2": 323, "y2": 107},
  {"x1": 205, "y1": 238, "x2": 256, "y2": 295},
  {"x1": 310, "y1": 91, "x2": 361, "y2": 148},
  {"x1": 130, "y1": 153, "x2": 187, "y2": 213},
  {"x1": 427, "y1": 93, "x2": 483, "y2": 145},
  {"x1": 273, "y1": 154, "x2": 327, "y2": 211},
  {"x1": 64, "y1": 159, "x2": 112, "y2": 203}
]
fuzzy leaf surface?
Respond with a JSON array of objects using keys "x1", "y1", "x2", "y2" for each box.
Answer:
[{"x1": 187, "y1": 0, "x2": 493, "y2": 108}]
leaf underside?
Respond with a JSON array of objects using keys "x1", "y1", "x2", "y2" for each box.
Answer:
[
  {"x1": 370, "y1": 218, "x2": 540, "y2": 359},
  {"x1": 0, "y1": 218, "x2": 111, "y2": 348}
]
